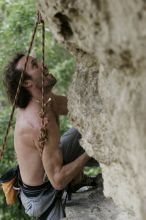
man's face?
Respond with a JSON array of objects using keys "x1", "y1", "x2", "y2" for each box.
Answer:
[{"x1": 16, "y1": 55, "x2": 57, "y2": 91}]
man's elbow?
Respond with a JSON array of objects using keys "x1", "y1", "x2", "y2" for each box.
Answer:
[
  {"x1": 52, "y1": 174, "x2": 65, "y2": 190},
  {"x1": 53, "y1": 182, "x2": 64, "y2": 190}
]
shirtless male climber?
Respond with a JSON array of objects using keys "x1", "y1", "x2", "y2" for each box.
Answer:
[{"x1": 3, "y1": 53, "x2": 101, "y2": 219}]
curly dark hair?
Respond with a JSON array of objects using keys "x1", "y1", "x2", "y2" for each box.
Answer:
[{"x1": 3, "y1": 53, "x2": 32, "y2": 108}]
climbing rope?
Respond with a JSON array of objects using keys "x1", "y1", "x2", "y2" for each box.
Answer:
[
  {"x1": 38, "y1": 18, "x2": 50, "y2": 155},
  {"x1": 0, "y1": 12, "x2": 47, "y2": 160}
]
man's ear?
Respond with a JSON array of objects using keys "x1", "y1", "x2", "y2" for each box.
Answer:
[{"x1": 22, "y1": 80, "x2": 32, "y2": 88}]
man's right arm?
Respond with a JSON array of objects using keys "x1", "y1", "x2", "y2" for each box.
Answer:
[
  {"x1": 42, "y1": 146, "x2": 90, "y2": 190},
  {"x1": 33, "y1": 126, "x2": 90, "y2": 190}
]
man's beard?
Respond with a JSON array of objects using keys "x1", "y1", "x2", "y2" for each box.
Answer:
[
  {"x1": 35, "y1": 74, "x2": 57, "y2": 92},
  {"x1": 44, "y1": 75, "x2": 57, "y2": 92}
]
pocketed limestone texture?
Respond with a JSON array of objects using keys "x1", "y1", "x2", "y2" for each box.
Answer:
[{"x1": 37, "y1": 1, "x2": 146, "y2": 219}]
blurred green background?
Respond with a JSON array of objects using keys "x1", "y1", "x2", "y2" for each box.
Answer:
[{"x1": 0, "y1": 0, "x2": 101, "y2": 219}]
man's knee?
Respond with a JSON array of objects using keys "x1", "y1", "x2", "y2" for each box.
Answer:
[
  {"x1": 69, "y1": 127, "x2": 81, "y2": 139},
  {"x1": 60, "y1": 127, "x2": 81, "y2": 146}
]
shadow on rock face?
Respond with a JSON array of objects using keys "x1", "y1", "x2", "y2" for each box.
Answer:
[{"x1": 54, "y1": 13, "x2": 73, "y2": 40}]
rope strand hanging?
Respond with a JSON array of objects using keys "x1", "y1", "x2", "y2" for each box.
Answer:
[
  {"x1": 0, "y1": 12, "x2": 48, "y2": 160},
  {"x1": 38, "y1": 18, "x2": 50, "y2": 155}
]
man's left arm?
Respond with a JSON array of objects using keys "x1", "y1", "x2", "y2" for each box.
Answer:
[{"x1": 52, "y1": 94, "x2": 68, "y2": 115}]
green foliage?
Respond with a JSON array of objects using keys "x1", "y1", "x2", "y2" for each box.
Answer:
[
  {"x1": 0, "y1": 0, "x2": 36, "y2": 79},
  {"x1": 84, "y1": 166, "x2": 102, "y2": 177},
  {"x1": 0, "y1": 0, "x2": 75, "y2": 219}
]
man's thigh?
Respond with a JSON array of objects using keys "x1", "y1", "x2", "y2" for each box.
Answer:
[
  {"x1": 60, "y1": 127, "x2": 99, "y2": 166},
  {"x1": 59, "y1": 127, "x2": 85, "y2": 164}
]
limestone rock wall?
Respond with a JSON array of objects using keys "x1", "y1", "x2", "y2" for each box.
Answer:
[{"x1": 37, "y1": 1, "x2": 146, "y2": 219}]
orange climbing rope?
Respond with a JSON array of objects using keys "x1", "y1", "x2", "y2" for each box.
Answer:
[{"x1": 0, "y1": 12, "x2": 48, "y2": 160}]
